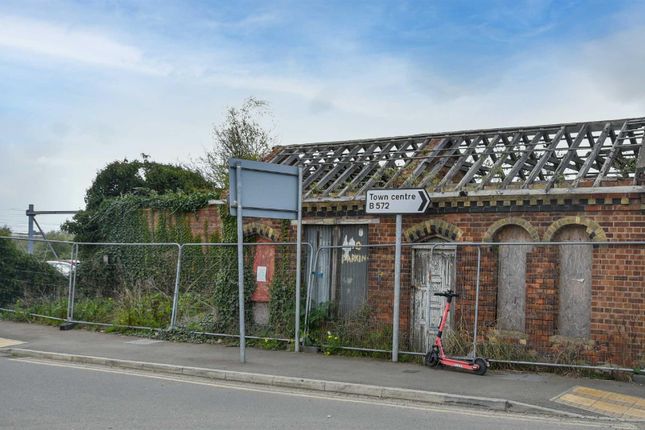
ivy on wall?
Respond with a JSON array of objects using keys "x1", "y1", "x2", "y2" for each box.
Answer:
[{"x1": 268, "y1": 220, "x2": 297, "y2": 336}]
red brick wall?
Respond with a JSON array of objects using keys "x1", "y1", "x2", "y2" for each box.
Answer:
[
  {"x1": 181, "y1": 195, "x2": 644, "y2": 366},
  {"x1": 357, "y1": 196, "x2": 644, "y2": 366}
]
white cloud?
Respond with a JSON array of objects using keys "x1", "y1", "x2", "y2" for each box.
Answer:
[
  {"x1": 0, "y1": 15, "x2": 167, "y2": 74},
  {"x1": 1, "y1": 6, "x2": 645, "y2": 232}
]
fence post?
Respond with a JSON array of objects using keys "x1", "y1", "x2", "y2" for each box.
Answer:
[
  {"x1": 294, "y1": 167, "x2": 303, "y2": 352},
  {"x1": 472, "y1": 246, "x2": 481, "y2": 358},
  {"x1": 236, "y1": 164, "x2": 246, "y2": 364},
  {"x1": 66, "y1": 243, "x2": 75, "y2": 321},
  {"x1": 68, "y1": 243, "x2": 78, "y2": 321},
  {"x1": 392, "y1": 214, "x2": 402, "y2": 362},
  {"x1": 169, "y1": 244, "x2": 183, "y2": 330}
]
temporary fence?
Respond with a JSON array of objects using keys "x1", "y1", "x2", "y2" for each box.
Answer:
[
  {"x1": 0, "y1": 236, "x2": 313, "y2": 348},
  {"x1": 0, "y1": 236, "x2": 74, "y2": 322},
  {"x1": 304, "y1": 240, "x2": 644, "y2": 372},
  {"x1": 69, "y1": 242, "x2": 181, "y2": 331},
  {"x1": 173, "y1": 242, "x2": 313, "y2": 344},
  {"x1": 1, "y1": 235, "x2": 643, "y2": 371}
]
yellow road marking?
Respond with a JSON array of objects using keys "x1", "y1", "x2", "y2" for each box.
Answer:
[
  {"x1": 625, "y1": 406, "x2": 645, "y2": 419},
  {"x1": 0, "y1": 337, "x2": 24, "y2": 348},
  {"x1": 553, "y1": 386, "x2": 645, "y2": 420}
]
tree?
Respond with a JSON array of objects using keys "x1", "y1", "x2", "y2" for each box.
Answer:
[
  {"x1": 84, "y1": 158, "x2": 212, "y2": 211},
  {"x1": 63, "y1": 157, "x2": 213, "y2": 242},
  {"x1": 201, "y1": 97, "x2": 275, "y2": 188}
]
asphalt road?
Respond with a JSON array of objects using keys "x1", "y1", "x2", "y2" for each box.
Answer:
[{"x1": 0, "y1": 357, "x2": 635, "y2": 430}]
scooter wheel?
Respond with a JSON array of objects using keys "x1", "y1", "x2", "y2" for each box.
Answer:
[
  {"x1": 425, "y1": 351, "x2": 439, "y2": 367},
  {"x1": 473, "y1": 358, "x2": 488, "y2": 376}
]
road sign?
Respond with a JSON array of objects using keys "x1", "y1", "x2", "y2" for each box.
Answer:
[
  {"x1": 229, "y1": 159, "x2": 299, "y2": 219},
  {"x1": 365, "y1": 189, "x2": 430, "y2": 214},
  {"x1": 228, "y1": 158, "x2": 304, "y2": 363}
]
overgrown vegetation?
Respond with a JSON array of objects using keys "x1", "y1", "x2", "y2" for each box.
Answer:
[
  {"x1": 0, "y1": 233, "x2": 67, "y2": 308},
  {"x1": 199, "y1": 97, "x2": 274, "y2": 187}
]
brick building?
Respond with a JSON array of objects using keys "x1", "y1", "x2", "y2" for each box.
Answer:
[{"x1": 191, "y1": 117, "x2": 645, "y2": 366}]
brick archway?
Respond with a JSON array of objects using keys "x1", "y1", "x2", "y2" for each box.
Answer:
[
  {"x1": 242, "y1": 222, "x2": 280, "y2": 241},
  {"x1": 404, "y1": 219, "x2": 463, "y2": 242},
  {"x1": 482, "y1": 217, "x2": 540, "y2": 242},
  {"x1": 543, "y1": 216, "x2": 607, "y2": 242}
]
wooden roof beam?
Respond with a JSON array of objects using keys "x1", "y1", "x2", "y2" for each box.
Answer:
[
  {"x1": 435, "y1": 136, "x2": 483, "y2": 191},
  {"x1": 500, "y1": 131, "x2": 544, "y2": 187},
  {"x1": 475, "y1": 132, "x2": 522, "y2": 190},
  {"x1": 456, "y1": 134, "x2": 501, "y2": 190},
  {"x1": 401, "y1": 137, "x2": 448, "y2": 187},
  {"x1": 572, "y1": 122, "x2": 612, "y2": 187},
  {"x1": 522, "y1": 126, "x2": 566, "y2": 188},
  {"x1": 594, "y1": 121, "x2": 629, "y2": 187},
  {"x1": 416, "y1": 137, "x2": 464, "y2": 188},
  {"x1": 545, "y1": 124, "x2": 588, "y2": 191}
]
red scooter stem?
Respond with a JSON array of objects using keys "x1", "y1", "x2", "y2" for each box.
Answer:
[{"x1": 426, "y1": 290, "x2": 488, "y2": 376}]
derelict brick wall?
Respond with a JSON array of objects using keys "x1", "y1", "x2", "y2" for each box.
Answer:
[
  {"x1": 144, "y1": 206, "x2": 223, "y2": 242},
  {"x1": 317, "y1": 195, "x2": 643, "y2": 366}
]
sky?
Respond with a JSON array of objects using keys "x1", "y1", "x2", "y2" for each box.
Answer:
[{"x1": 1, "y1": 0, "x2": 644, "y2": 232}]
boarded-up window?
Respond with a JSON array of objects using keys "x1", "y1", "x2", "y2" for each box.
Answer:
[
  {"x1": 495, "y1": 226, "x2": 532, "y2": 332},
  {"x1": 554, "y1": 226, "x2": 592, "y2": 338}
]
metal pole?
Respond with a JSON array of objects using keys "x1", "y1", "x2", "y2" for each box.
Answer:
[
  {"x1": 392, "y1": 214, "x2": 403, "y2": 362},
  {"x1": 472, "y1": 246, "x2": 481, "y2": 358},
  {"x1": 303, "y1": 247, "x2": 321, "y2": 345},
  {"x1": 294, "y1": 167, "x2": 303, "y2": 352},
  {"x1": 69, "y1": 243, "x2": 78, "y2": 321},
  {"x1": 26, "y1": 204, "x2": 34, "y2": 255},
  {"x1": 236, "y1": 164, "x2": 246, "y2": 364},
  {"x1": 33, "y1": 217, "x2": 58, "y2": 259},
  {"x1": 66, "y1": 243, "x2": 75, "y2": 321},
  {"x1": 169, "y1": 244, "x2": 183, "y2": 329}
]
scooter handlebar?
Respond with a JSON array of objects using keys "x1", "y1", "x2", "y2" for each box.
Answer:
[{"x1": 434, "y1": 291, "x2": 459, "y2": 298}]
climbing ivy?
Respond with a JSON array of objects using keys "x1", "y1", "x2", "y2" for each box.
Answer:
[
  {"x1": 208, "y1": 204, "x2": 256, "y2": 332},
  {"x1": 268, "y1": 220, "x2": 297, "y2": 336}
]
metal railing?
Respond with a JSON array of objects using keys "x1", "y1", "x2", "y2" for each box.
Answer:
[{"x1": 1, "y1": 235, "x2": 643, "y2": 372}]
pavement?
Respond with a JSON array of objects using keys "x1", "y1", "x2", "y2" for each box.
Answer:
[{"x1": 0, "y1": 320, "x2": 643, "y2": 422}]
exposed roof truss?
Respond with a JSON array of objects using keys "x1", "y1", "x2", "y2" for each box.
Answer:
[{"x1": 269, "y1": 118, "x2": 645, "y2": 202}]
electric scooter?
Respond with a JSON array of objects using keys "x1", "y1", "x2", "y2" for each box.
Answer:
[{"x1": 424, "y1": 290, "x2": 489, "y2": 376}]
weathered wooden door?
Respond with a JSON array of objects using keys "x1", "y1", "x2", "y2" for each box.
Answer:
[{"x1": 410, "y1": 246, "x2": 455, "y2": 352}]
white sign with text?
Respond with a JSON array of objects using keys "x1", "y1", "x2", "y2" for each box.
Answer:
[{"x1": 365, "y1": 189, "x2": 430, "y2": 214}]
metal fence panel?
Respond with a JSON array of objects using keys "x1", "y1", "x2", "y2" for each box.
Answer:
[
  {"x1": 0, "y1": 236, "x2": 74, "y2": 322},
  {"x1": 70, "y1": 243, "x2": 180, "y2": 330}
]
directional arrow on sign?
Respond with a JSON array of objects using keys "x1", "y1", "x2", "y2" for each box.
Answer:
[
  {"x1": 365, "y1": 188, "x2": 431, "y2": 214},
  {"x1": 417, "y1": 189, "x2": 430, "y2": 212}
]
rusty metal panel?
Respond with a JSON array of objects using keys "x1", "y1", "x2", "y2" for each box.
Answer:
[
  {"x1": 305, "y1": 226, "x2": 333, "y2": 305},
  {"x1": 337, "y1": 225, "x2": 369, "y2": 317}
]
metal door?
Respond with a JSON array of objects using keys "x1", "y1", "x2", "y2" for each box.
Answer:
[{"x1": 410, "y1": 246, "x2": 455, "y2": 352}]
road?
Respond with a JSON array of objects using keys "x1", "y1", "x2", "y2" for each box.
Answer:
[{"x1": 0, "y1": 357, "x2": 635, "y2": 430}]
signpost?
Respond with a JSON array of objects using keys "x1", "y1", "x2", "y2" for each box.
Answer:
[
  {"x1": 365, "y1": 189, "x2": 430, "y2": 214},
  {"x1": 229, "y1": 159, "x2": 303, "y2": 363},
  {"x1": 365, "y1": 188, "x2": 430, "y2": 362}
]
